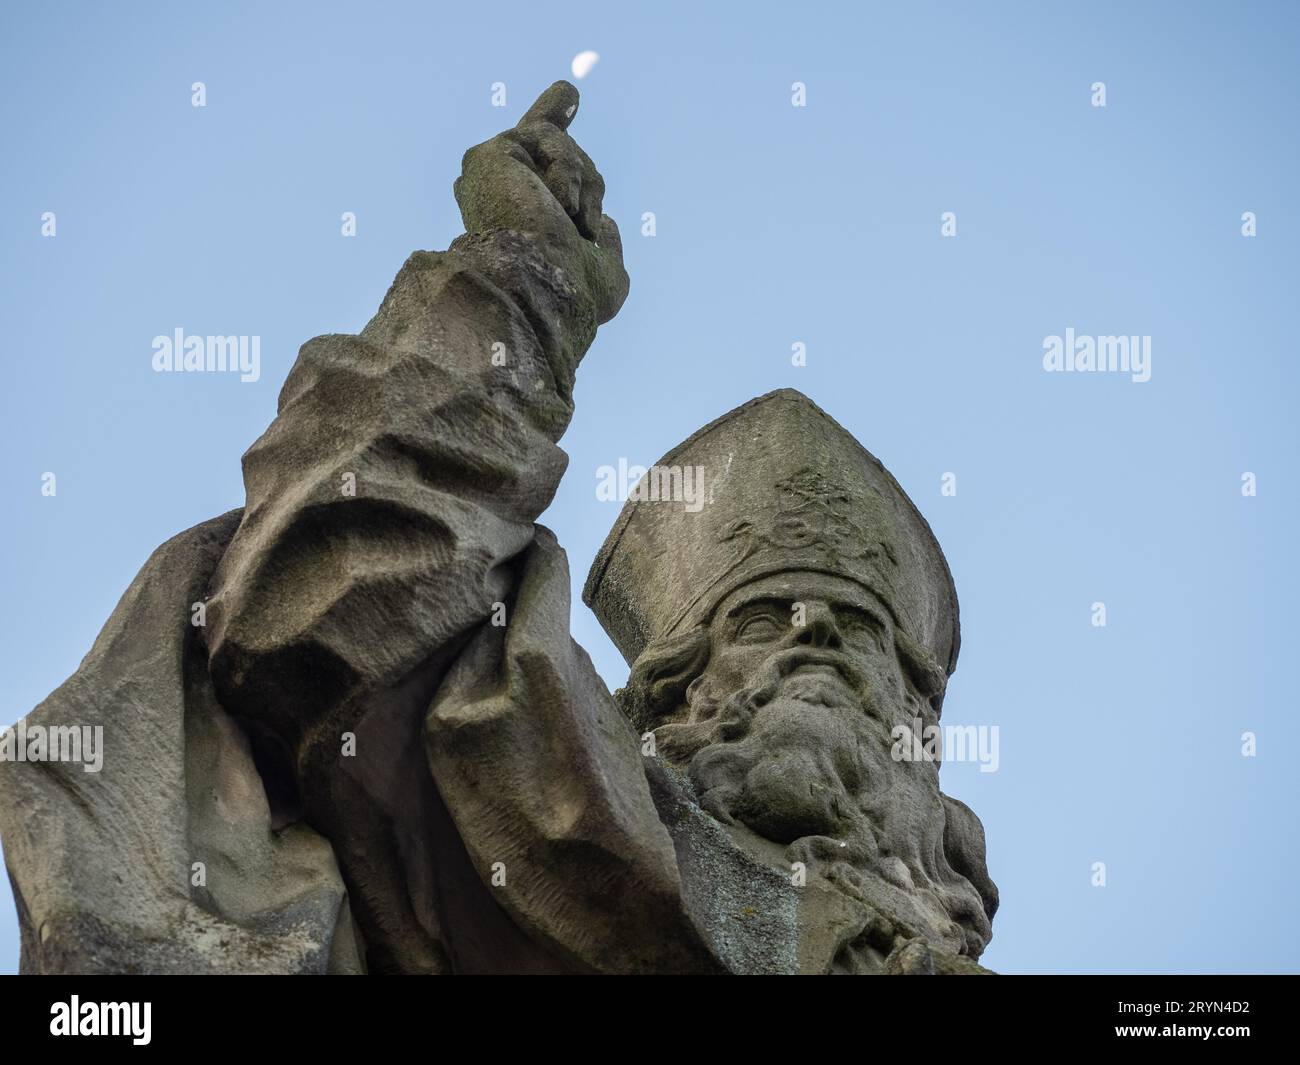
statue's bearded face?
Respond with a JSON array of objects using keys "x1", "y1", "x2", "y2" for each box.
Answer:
[
  {"x1": 644, "y1": 570, "x2": 994, "y2": 957},
  {"x1": 657, "y1": 571, "x2": 926, "y2": 844}
]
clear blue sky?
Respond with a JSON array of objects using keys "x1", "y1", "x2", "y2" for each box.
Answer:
[{"x1": 1, "y1": 0, "x2": 1296, "y2": 974}]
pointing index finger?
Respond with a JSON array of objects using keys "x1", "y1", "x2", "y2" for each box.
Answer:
[{"x1": 516, "y1": 80, "x2": 580, "y2": 131}]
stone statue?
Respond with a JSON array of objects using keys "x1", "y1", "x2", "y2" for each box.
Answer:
[{"x1": 0, "y1": 82, "x2": 996, "y2": 974}]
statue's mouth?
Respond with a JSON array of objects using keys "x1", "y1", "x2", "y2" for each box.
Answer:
[
  {"x1": 780, "y1": 650, "x2": 853, "y2": 678},
  {"x1": 789, "y1": 662, "x2": 841, "y2": 679},
  {"x1": 774, "y1": 650, "x2": 864, "y2": 695}
]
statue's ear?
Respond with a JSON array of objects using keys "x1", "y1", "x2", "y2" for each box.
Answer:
[
  {"x1": 617, "y1": 625, "x2": 711, "y2": 732},
  {"x1": 942, "y1": 793, "x2": 1000, "y2": 928}
]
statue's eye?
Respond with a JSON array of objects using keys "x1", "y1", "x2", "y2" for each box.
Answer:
[
  {"x1": 736, "y1": 614, "x2": 783, "y2": 641},
  {"x1": 839, "y1": 610, "x2": 886, "y2": 651}
]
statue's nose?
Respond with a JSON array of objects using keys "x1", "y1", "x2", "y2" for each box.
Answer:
[{"x1": 794, "y1": 602, "x2": 842, "y2": 650}]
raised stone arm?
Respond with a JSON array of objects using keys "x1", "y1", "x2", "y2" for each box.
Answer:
[
  {"x1": 0, "y1": 83, "x2": 639, "y2": 976},
  {"x1": 190, "y1": 87, "x2": 629, "y2": 971},
  {"x1": 204, "y1": 82, "x2": 626, "y2": 755}
]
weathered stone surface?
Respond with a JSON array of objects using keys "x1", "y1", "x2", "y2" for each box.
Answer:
[
  {"x1": 0, "y1": 511, "x2": 359, "y2": 974},
  {"x1": 0, "y1": 81, "x2": 995, "y2": 974}
]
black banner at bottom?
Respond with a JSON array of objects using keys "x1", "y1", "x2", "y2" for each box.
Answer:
[{"x1": 0, "y1": 974, "x2": 1286, "y2": 1051}]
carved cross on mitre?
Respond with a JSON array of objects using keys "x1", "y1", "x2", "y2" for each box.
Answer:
[{"x1": 718, "y1": 468, "x2": 900, "y2": 572}]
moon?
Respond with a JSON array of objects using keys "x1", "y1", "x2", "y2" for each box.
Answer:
[{"x1": 571, "y1": 51, "x2": 600, "y2": 79}]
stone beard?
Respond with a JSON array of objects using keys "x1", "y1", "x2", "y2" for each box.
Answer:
[{"x1": 623, "y1": 570, "x2": 997, "y2": 961}]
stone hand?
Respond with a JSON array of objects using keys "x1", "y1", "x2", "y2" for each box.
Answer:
[{"x1": 454, "y1": 80, "x2": 628, "y2": 325}]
